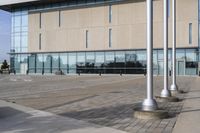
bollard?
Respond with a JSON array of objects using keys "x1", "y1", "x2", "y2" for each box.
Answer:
[
  {"x1": 169, "y1": 70, "x2": 171, "y2": 76},
  {"x1": 120, "y1": 70, "x2": 122, "y2": 76}
]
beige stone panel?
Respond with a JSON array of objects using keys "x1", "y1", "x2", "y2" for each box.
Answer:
[
  {"x1": 88, "y1": 27, "x2": 105, "y2": 50},
  {"x1": 67, "y1": 29, "x2": 81, "y2": 51},
  {"x1": 177, "y1": 21, "x2": 198, "y2": 48},
  {"x1": 29, "y1": 13, "x2": 40, "y2": 32},
  {"x1": 118, "y1": 3, "x2": 132, "y2": 25},
  {"x1": 153, "y1": 22, "x2": 163, "y2": 49},
  {"x1": 153, "y1": 0, "x2": 163, "y2": 23},
  {"x1": 111, "y1": 5, "x2": 119, "y2": 26},
  {"x1": 62, "y1": 9, "x2": 79, "y2": 28},
  {"x1": 28, "y1": 31, "x2": 37, "y2": 52},
  {"x1": 43, "y1": 11, "x2": 59, "y2": 30},
  {"x1": 177, "y1": 0, "x2": 198, "y2": 21},
  {"x1": 91, "y1": 6, "x2": 105, "y2": 27},
  {"x1": 116, "y1": 25, "x2": 132, "y2": 49},
  {"x1": 168, "y1": 22, "x2": 173, "y2": 48},
  {"x1": 54, "y1": 30, "x2": 68, "y2": 51},
  {"x1": 78, "y1": 8, "x2": 91, "y2": 28},
  {"x1": 133, "y1": 1, "x2": 146, "y2": 24},
  {"x1": 78, "y1": 29, "x2": 85, "y2": 51},
  {"x1": 45, "y1": 31, "x2": 56, "y2": 51},
  {"x1": 131, "y1": 23, "x2": 146, "y2": 49}
]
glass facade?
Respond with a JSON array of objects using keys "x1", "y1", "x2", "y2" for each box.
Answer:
[
  {"x1": 10, "y1": 49, "x2": 199, "y2": 75},
  {"x1": 11, "y1": 9, "x2": 28, "y2": 53},
  {"x1": 9, "y1": 0, "x2": 200, "y2": 76}
]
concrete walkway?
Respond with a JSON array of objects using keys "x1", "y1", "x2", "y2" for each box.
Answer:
[
  {"x1": 173, "y1": 77, "x2": 200, "y2": 133},
  {"x1": 0, "y1": 100, "x2": 126, "y2": 133}
]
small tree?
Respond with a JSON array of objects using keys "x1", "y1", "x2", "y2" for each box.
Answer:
[{"x1": 1, "y1": 60, "x2": 9, "y2": 70}]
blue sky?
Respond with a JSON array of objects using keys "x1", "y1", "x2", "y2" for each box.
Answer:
[{"x1": 0, "y1": 10, "x2": 11, "y2": 62}]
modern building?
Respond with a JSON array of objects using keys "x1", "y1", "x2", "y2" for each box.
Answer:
[{"x1": 0, "y1": 0, "x2": 199, "y2": 75}]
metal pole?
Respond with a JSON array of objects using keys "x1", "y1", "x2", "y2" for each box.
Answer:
[
  {"x1": 170, "y1": 0, "x2": 179, "y2": 91},
  {"x1": 142, "y1": 0, "x2": 158, "y2": 111},
  {"x1": 161, "y1": 0, "x2": 171, "y2": 97}
]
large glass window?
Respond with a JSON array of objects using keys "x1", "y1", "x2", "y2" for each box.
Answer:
[
  {"x1": 125, "y1": 51, "x2": 136, "y2": 74},
  {"x1": 136, "y1": 50, "x2": 146, "y2": 74},
  {"x1": 52, "y1": 54, "x2": 60, "y2": 73},
  {"x1": 60, "y1": 53, "x2": 68, "y2": 74},
  {"x1": 28, "y1": 54, "x2": 36, "y2": 73},
  {"x1": 77, "y1": 52, "x2": 85, "y2": 73},
  {"x1": 185, "y1": 49, "x2": 197, "y2": 75},
  {"x1": 153, "y1": 51, "x2": 158, "y2": 75},
  {"x1": 14, "y1": 55, "x2": 20, "y2": 73},
  {"x1": 186, "y1": 49, "x2": 197, "y2": 61},
  {"x1": 115, "y1": 51, "x2": 125, "y2": 73},
  {"x1": 95, "y1": 52, "x2": 104, "y2": 73},
  {"x1": 68, "y1": 53, "x2": 76, "y2": 74},
  {"x1": 86, "y1": 52, "x2": 95, "y2": 73},
  {"x1": 36, "y1": 54, "x2": 43, "y2": 73},
  {"x1": 44, "y1": 54, "x2": 52, "y2": 73},
  {"x1": 12, "y1": 9, "x2": 28, "y2": 53},
  {"x1": 22, "y1": 15, "x2": 28, "y2": 27},
  {"x1": 176, "y1": 49, "x2": 185, "y2": 60},
  {"x1": 105, "y1": 52, "x2": 115, "y2": 73}
]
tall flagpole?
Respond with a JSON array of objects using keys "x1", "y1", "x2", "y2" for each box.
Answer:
[
  {"x1": 142, "y1": 0, "x2": 158, "y2": 111},
  {"x1": 161, "y1": 0, "x2": 171, "y2": 97},
  {"x1": 170, "y1": 0, "x2": 179, "y2": 92}
]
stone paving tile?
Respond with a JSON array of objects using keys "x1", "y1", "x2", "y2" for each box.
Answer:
[{"x1": 0, "y1": 75, "x2": 195, "y2": 133}]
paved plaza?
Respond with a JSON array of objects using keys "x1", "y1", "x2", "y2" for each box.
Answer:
[{"x1": 0, "y1": 74, "x2": 198, "y2": 133}]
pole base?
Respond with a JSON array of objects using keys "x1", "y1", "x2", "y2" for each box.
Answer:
[
  {"x1": 133, "y1": 107, "x2": 168, "y2": 119},
  {"x1": 161, "y1": 89, "x2": 171, "y2": 97},
  {"x1": 170, "y1": 90, "x2": 178, "y2": 96},
  {"x1": 142, "y1": 99, "x2": 158, "y2": 111},
  {"x1": 155, "y1": 96, "x2": 179, "y2": 102}
]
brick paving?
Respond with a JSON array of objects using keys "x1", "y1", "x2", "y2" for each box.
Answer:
[{"x1": 0, "y1": 75, "x2": 194, "y2": 133}]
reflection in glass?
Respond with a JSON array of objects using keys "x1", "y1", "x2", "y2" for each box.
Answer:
[
  {"x1": 36, "y1": 54, "x2": 43, "y2": 73},
  {"x1": 68, "y1": 53, "x2": 76, "y2": 74},
  {"x1": 28, "y1": 54, "x2": 36, "y2": 73},
  {"x1": 125, "y1": 51, "x2": 136, "y2": 74},
  {"x1": 115, "y1": 51, "x2": 125, "y2": 73},
  {"x1": 86, "y1": 52, "x2": 95, "y2": 73},
  {"x1": 52, "y1": 54, "x2": 59, "y2": 73},
  {"x1": 14, "y1": 55, "x2": 20, "y2": 73},
  {"x1": 186, "y1": 49, "x2": 197, "y2": 61},
  {"x1": 95, "y1": 52, "x2": 104, "y2": 73},
  {"x1": 60, "y1": 53, "x2": 68, "y2": 74},
  {"x1": 176, "y1": 49, "x2": 185, "y2": 60},
  {"x1": 105, "y1": 52, "x2": 114, "y2": 73},
  {"x1": 44, "y1": 54, "x2": 52, "y2": 73},
  {"x1": 77, "y1": 52, "x2": 85, "y2": 73},
  {"x1": 153, "y1": 51, "x2": 158, "y2": 75}
]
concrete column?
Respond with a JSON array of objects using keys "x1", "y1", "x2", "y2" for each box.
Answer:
[
  {"x1": 170, "y1": 0, "x2": 179, "y2": 91},
  {"x1": 142, "y1": 0, "x2": 158, "y2": 111},
  {"x1": 161, "y1": 0, "x2": 171, "y2": 97}
]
